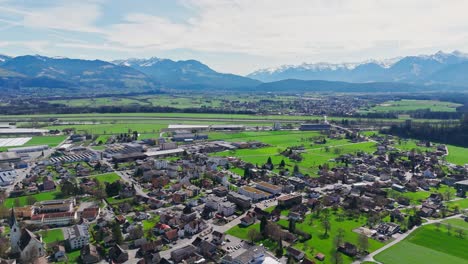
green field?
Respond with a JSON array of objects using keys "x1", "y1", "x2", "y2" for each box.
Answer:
[
  {"x1": 210, "y1": 131, "x2": 376, "y2": 175},
  {"x1": 0, "y1": 135, "x2": 67, "y2": 152},
  {"x1": 446, "y1": 145, "x2": 468, "y2": 166},
  {"x1": 227, "y1": 212, "x2": 385, "y2": 264},
  {"x1": 0, "y1": 112, "x2": 448, "y2": 123},
  {"x1": 5, "y1": 189, "x2": 62, "y2": 207},
  {"x1": 375, "y1": 223, "x2": 468, "y2": 264},
  {"x1": 39, "y1": 228, "x2": 64, "y2": 244},
  {"x1": 366, "y1": 100, "x2": 462, "y2": 113},
  {"x1": 92, "y1": 173, "x2": 121, "y2": 184},
  {"x1": 446, "y1": 198, "x2": 468, "y2": 210}
]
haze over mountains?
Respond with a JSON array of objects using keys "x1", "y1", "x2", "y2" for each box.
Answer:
[{"x1": 0, "y1": 51, "x2": 468, "y2": 95}]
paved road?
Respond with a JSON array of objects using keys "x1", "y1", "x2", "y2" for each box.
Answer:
[{"x1": 354, "y1": 214, "x2": 463, "y2": 264}]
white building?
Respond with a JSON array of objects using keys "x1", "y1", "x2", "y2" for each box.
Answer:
[
  {"x1": 217, "y1": 201, "x2": 236, "y2": 217},
  {"x1": 65, "y1": 224, "x2": 90, "y2": 250}
]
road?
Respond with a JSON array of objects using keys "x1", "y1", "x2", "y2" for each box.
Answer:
[{"x1": 353, "y1": 214, "x2": 463, "y2": 264}]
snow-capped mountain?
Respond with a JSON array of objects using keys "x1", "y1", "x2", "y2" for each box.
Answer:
[{"x1": 248, "y1": 51, "x2": 468, "y2": 85}]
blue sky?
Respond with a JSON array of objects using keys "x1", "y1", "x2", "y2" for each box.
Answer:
[{"x1": 1, "y1": 0, "x2": 468, "y2": 75}]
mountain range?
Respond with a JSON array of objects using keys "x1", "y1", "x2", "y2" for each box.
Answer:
[
  {"x1": 248, "y1": 51, "x2": 468, "y2": 86},
  {"x1": 0, "y1": 51, "x2": 468, "y2": 95},
  {"x1": 113, "y1": 58, "x2": 260, "y2": 90}
]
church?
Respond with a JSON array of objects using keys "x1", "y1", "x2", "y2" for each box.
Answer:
[{"x1": 9, "y1": 209, "x2": 46, "y2": 263}]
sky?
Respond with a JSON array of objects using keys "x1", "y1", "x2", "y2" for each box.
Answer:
[{"x1": 1, "y1": 0, "x2": 468, "y2": 75}]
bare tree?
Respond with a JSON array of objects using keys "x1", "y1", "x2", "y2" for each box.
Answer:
[
  {"x1": 322, "y1": 217, "x2": 331, "y2": 237},
  {"x1": 358, "y1": 233, "x2": 369, "y2": 254},
  {"x1": 248, "y1": 229, "x2": 261, "y2": 244}
]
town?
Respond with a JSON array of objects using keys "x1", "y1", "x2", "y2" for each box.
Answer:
[{"x1": 0, "y1": 119, "x2": 467, "y2": 264}]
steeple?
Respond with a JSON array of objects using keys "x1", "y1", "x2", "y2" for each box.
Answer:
[{"x1": 9, "y1": 207, "x2": 17, "y2": 228}]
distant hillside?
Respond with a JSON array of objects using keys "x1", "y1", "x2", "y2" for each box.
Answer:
[
  {"x1": 254, "y1": 79, "x2": 459, "y2": 93},
  {"x1": 248, "y1": 51, "x2": 468, "y2": 87},
  {"x1": 0, "y1": 55, "x2": 158, "y2": 94},
  {"x1": 113, "y1": 57, "x2": 261, "y2": 90}
]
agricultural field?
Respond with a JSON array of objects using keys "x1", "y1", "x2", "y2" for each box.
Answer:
[
  {"x1": 92, "y1": 173, "x2": 121, "y2": 184},
  {"x1": 0, "y1": 112, "x2": 447, "y2": 124},
  {"x1": 365, "y1": 100, "x2": 462, "y2": 113},
  {"x1": 210, "y1": 131, "x2": 376, "y2": 175},
  {"x1": 0, "y1": 135, "x2": 66, "y2": 152},
  {"x1": 375, "y1": 222, "x2": 468, "y2": 264},
  {"x1": 446, "y1": 145, "x2": 468, "y2": 166}
]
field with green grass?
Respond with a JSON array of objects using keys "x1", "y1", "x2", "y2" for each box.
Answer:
[
  {"x1": 39, "y1": 228, "x2": 64, "y2": 244},
  {"x1": 227, "y1": 212, "x2": 385, "y2": 264},
  {"x1": 365, "y1": 100, "x2": 462, "y2": 113},
  {"x1": 0, "y1": 135, "x2": 67, "y2": 152},
  {"x1": 5, "y1": 189, "x2": 62, "y2": 207},
  {"x1": 375, "y1": 223, "x2": 468, "y2": 264},
  {"x1": 446, "y1": 145, "x2": 468, "y2": 166},
  {"x1": 92, "y1": 173, "x2": 121, "y2": 184},
  {"x1": 446, "y1": 198, "x2": 468, "y2": 210},
  {"x1": 210, "y1": 131, "x2": 376, "y2": 175}
]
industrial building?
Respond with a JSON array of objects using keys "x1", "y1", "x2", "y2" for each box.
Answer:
[
  {"x1": 9, "y1": 145, "x2": 49, "y2": 153},
  {"x1": 0, "y1": 152, "x2": 21, "y2": 165},
  {"x1": 299, "y1": 123, "x2": 331, "y2": 131}
]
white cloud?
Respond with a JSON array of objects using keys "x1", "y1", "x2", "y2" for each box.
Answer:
[
  {"x1": 105, "y1": 0, "x2": 468, "y2": 59},
  {"x1": 3, "y1": 0, "x2": 468, "y2": 73},
  {"x1": 0, "y1": 2, "x2": 102, "y2": 33}
]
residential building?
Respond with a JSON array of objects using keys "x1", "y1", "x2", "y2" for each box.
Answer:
[{"x1": 65, "y1": 224, "x2": 90, "y2": 250}]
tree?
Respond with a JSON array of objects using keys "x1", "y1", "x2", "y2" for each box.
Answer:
[
  {"x1": 446, "y1": 223, "x2": 452, "y2": 234},
  {"x1": 129, "y1": 225, "x2": 144, "y2": 240},
  {"x1": 26, "y1": 196, "x2": 37, "y2": 205},
  {"x1": 358, "y1": 233, "x2": 369, "y2": 253},
  {"x1": 275, "y1": 238, "x2": 283, "y2": 257},
  {"x1": 14, "y1": 198, "x2": 20, "y2": 207},
  {"x1": 112, "y1": 222, "x2": 124, "y2": 245},
  {"x1": 260, "y1": 216, "x2": 268, "y2": 237},
  {"x1": 330, "y1": 249, "x2": 343, "y2": 264},
  {"x1": 293, "y1": 164, "x2": 300, "y2": 175},
  {"x1": 244, "y1": 167, "x2": 251, "y2": 179},
  {"x1": 434, "y1": 222, "x2": 441, "y2": 231},
  {"x1": 289, "y1": 219, "x2": 296, "y2": 233},
  {"x1": 247, "y1": 229, "x2": 260, "y2": 244},
  {"x1": 455, "y1": 228, "x2": 465, "y2": 238},
  {"x1": 280, "y1": 159, "x2": 286, "y2": 168},
  {"x1": 267, "y1": 157, "x2": 272, "y2": 165},
  {"x1": 322, "y1": 217, "x2": 331, "y2": 237}
]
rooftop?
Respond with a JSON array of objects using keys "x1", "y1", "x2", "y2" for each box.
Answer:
[{"x1": 242, "y1": 186, "x2": 270, "y2": 196}]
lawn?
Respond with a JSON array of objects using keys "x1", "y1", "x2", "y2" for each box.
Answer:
[
  {"x1": 23, "y1": 135, "x2": 67, "y2": 147},
  {"x1": 92, "y1": 173, "x2": 121, "y2": 184},
  {"x1": 5, "y1": 189, "x2": 62, "y2": 207},
  {"x1": 386, "y1": 189, "x2": 431, "y2": 205},
  {"x1": 446, "y1": 145, "x2": 468, "y2": 166},
  {"x1": 226, "y1": 223, "x2": 261, "y2": 240},
  {"x1": 39, "y1": 228, "x2": 64, "y2": 244},
  {"x1": 227, "y1": 212, "x2": 385, "y2": 264},
  {"x1": 211, "y1": 131, "x2": 376, "y2": 175},
  {"x1": 446, "y1": 198, "x2": 468, "y2": 210},
  {"x1": 375, "y1": 223, "x2": 468, "y2": 264}
]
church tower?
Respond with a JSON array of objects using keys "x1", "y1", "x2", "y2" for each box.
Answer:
[{"x1": 9, "y1": 208, "x2": 21, "y2": 254}]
